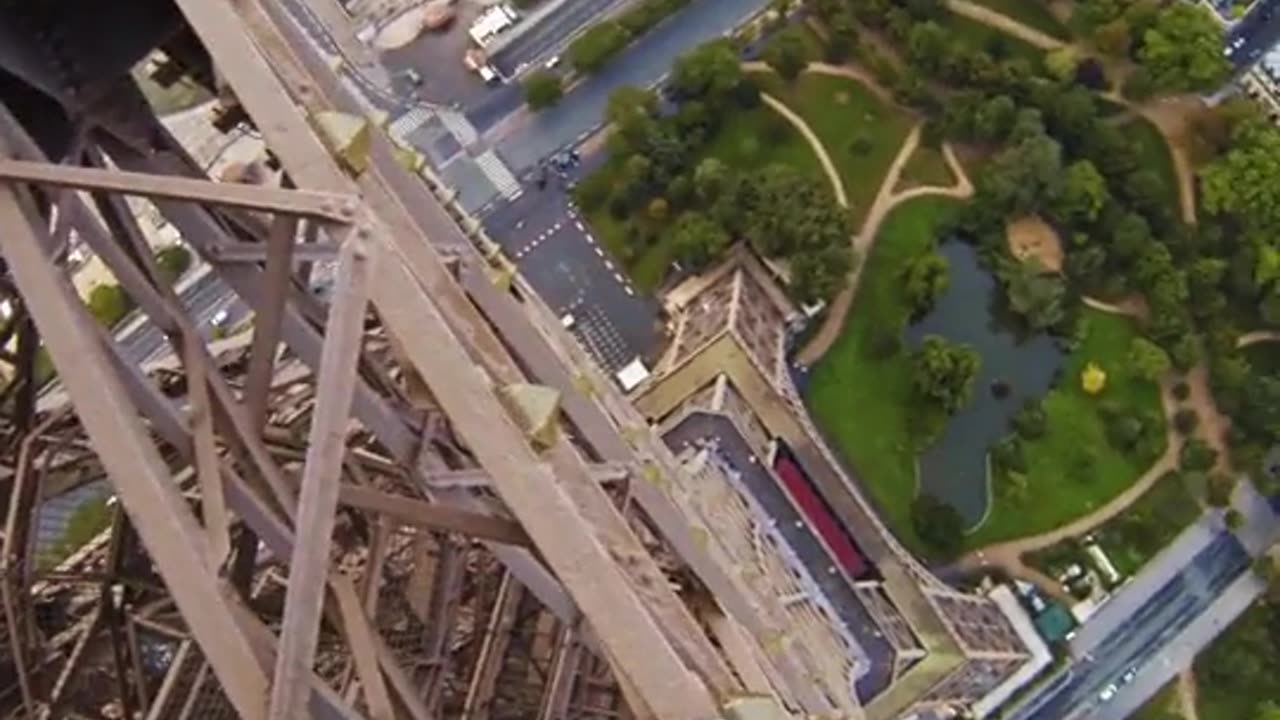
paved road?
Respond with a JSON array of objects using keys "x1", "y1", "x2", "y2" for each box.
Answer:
[
  {"x1": 281, "y1": 0, "x2": 406, "y2": 112},
  {"x1": 662, "y1": 411, "x2": 896, "y2": 702},
  {"x1": 483, "y1": 166, "x2": 659, "y2": 372},
  {"x1": 479, "y1": 0, "x2": 771, "y2": 172},
  {"x1": 1007, "y1": 529, "x2": 1251, "y2": 720},
  {"x1": 490, "y1": 0, "x2": 632, "y2": 78},
  {"x1": 1099, "y1": 570, "x2": 1260, "y2": 720},
  {"x1": 115, "y1": 271, "x2": 250, "y2": 366},
  {"x1": 1228, "y1": 0, "x2": 1280, "y2": 67}
]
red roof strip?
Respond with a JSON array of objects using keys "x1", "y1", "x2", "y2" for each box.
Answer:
[{"x1": 773, "y1": 456, "x2": 869, "y2": 579}]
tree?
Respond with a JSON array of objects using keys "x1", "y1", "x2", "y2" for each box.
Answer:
[
  {"x1": 569, "y1": 22, "x2": 630, "y2": 74},
  {"x1": 911, "y1": 335, "x2": 981, "y2": 414},
  {"x1": 791, "y1": 243, "x2": 853, "y2": 302},
  {"x1": 1183, "y1": 437, "x2": 1220, "y2": 473},
  {"x1": 670, "y1": 212, "x2": 729, "y2": 269},
  {"x1": 1206, "y1": 470, "x2": 1235, "y2": 506},
  {"x1": 998, "y1": 257, "x2": 1067, "y2": 331},
  {"x1": 523, "y1": 71, "x2": 564, "y2": 110},
  {"x1": 901, "y1": 251, "x2": 949, "y2": 318},
  {"x1": 670, "y1": 40, "x2": 743, "y2": 103},
  {"x1": 905, "y1": 21, "x2": 949, "y2": 74},
  {"x1": 87, "y1": 284, "x2": 130, "y2": 328},
  {"x1": 1226, "y1": 508, "x2": 1245, "y2": 530},
  {"x1": 647, "y1": 197, "x2": 670, "y2": 222},
  {"x1": 154, "y1": 244, "x2": 192, "y2": 285},
  {"x1": 1093, "y1": 18, "x2": 1132, "y2": 57},
  {"x1": 1044, "y1": 47, "x2": 1080, "y2": 82},
  {"x1": 826, "y1": 11, "x2": 859, "y2": 63},
  {"x1": 911, "y1": 494, "x2": 966, "y2": 558},
  {"x1": 605, "y1": 85, "x2": 658, "y2": 152},
  {"x1": 976, "y1": 117, "x2": 1063, "y2": 216},
  {"x1": 1122, "y1": 66, "x2": 1156, "y2": 100},
  {"x1": 693, "y1": 157, "x2": 728, "y2": 202},
  {"x1": 1055, "y1": 160, "x2": 1109, "y2": 224},
  {"x1": 764, "y1": 26, "x2": 812, "y2": 81},
  {"x1": 1138, "y1": 3, "x2": 1231, "y2": 93},
  {"x1": 1202, "y1": 119, "x2": 1280, "y2": 248},
  {"x1": 1012, "y1": 399, "x2": 1047, "y2": 439},
  {"x1": 1110, "y1": 211, "x2": 1152, "y2": 262},
  {"x1": 1129, "y1": 337, "x2": 1172, "y2": 381}
]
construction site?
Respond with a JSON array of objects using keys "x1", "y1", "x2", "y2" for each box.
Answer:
[{"x1": 0, "y1": 1, "x2": 1050, "y2": 719}]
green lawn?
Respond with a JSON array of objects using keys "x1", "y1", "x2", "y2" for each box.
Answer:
[
  {"x1": 897, "y1": 144, "x2": 955, "y2": 190},
  {"x1": 754, "y1": 70, "x2": 913, "y2": 222},
  {"x1": 969, "y1": 309, "x2": 1167, "y2": 546},
  {"x1": 806, "y1": 196, "x2": 963, "y2": 553},
  {"x1": 581, "y1": 103, "x2": 821, "y2": 292},
  {"x1": 1120, "y1": 113, "x2": 1182, "y2": 214},
  {"x1": 703, "y1": 102, "x2": 825, "y2": 176},
  {"x1": 965, "y1": 0, "x2": 1073, "y2": 40},
  {"x1": 940, "y1": 10, "x2": 1047, "y2": 64}
]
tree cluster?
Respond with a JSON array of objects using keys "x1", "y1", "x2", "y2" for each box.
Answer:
[
  {"x1": 1072, "y1": 0, "x2": 1229, "y2": 94},
  {"x1": 568, "y1": 0, "x2": 691, "y2": 73},
  {"x1": 911, "y1": 493, "x2": 966, "y2": 558},
  {"x1": 523, "y1": 71, "x2": 564, "y2": 110},
  {"x1": 911, "y1": 335, "x2": 981, "y2": 415},
  {"x1": 576, "y1": 41, "x2": 853, "y2": 301}
]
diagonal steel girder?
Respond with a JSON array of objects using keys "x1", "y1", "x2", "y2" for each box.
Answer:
[
  {"x1": 0, "y1": 151, "x2": 269, "y2": 720},
  {"x1": 170, "y1": 0, "x2": 725, "y2": 715}
]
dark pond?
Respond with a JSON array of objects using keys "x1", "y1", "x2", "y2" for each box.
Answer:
[{"x1": 904, "y1": 240, "x2": 1064, "y2": 529}]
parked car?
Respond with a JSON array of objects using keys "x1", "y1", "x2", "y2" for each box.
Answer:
[{"x1": 1098, "y1": 684, "x2": 1118, "y2": 703}]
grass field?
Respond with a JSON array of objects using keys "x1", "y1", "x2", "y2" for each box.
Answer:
[
  {"x1": 965, "y1": 0, "x2": 1073, "y2": 40},
  {"x1": 754, "y1": 70, "x2": 913, "y2": 222},
  {"x1": 969, "y1": 309, "x2": 1167, "y2": 546},
  {"x1": 703, "y1": 102, "x2": 825, "y2": 177},
  {"x1": 896, "y1": 144, "x2": 955, "y2": 190},
  {"x1": 940, "y1": 10, "x2": 1047, "y2": 64},
  {"x1": 805, "y1": 196, "x2": 963, "y2": 553}
]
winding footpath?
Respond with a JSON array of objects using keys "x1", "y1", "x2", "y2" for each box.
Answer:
[
  {"x1": 757, "y1": 92, "x2": 849, "y2": 208},
  {"x1": 784, "y1": 2, "x2": 1239, "y2": 602},
  {"x1": 743, "y1": 61, "x2": 974, "y2": 367},
  {"x1": 944, "y1": 0, "x2": 1067, "y2": 51},
  {"x1": 795, "y1": 104, "x2": 973, "y2": 364}
]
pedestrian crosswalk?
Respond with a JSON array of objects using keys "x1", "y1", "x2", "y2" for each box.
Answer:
[
  {"x1": 568, "y1": 304, "x2": 633, "y2": 373},
  {"x1": 387, "y1": 105, "x2": 433, "y2": 142},
  {"x1": 475, "y1": 149, "x2": 522, "y2": 200},
  {"x1": 438, "y1": 108, "x2": 479, "y2": 147}
]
